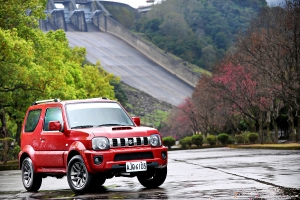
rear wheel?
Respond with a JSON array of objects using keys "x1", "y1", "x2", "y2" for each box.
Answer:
[
  {"x1": 67, "y1": 155, "x2": 92, "y2": 193},
  {"x1": 137, "y1": 167, "x2": 167, "y2": 188},
  {"x1": 21, "y1": 157, "x2": 42, "y2": 191}
]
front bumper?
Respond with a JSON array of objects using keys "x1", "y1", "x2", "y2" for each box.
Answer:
[{"x1": 82, "y1": 146, "x2": 168, "y2": 174}]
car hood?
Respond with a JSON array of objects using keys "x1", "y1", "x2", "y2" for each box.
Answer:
[{"x1": 87, "y1": 126, "x2": 158, "y2": 138}]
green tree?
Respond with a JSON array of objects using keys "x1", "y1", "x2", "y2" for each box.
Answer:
[{"x1": 0, "y1": 0, "x2": 46, "y2": 31}]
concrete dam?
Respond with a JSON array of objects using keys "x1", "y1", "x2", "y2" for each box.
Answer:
[{"x1": 40, "y1": 0, "x2": 199, "y2": 105}]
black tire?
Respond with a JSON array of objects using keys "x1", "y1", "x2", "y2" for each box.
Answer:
[
  {"x1": 21, "y1": 157, "x2": 42, "y2": 191},
  {"x1": 67, "y1": 155, "x2": 92, "y2": 193},
  {"x1": 88, "y1": 174, "x2": 106, "y2": 192},
  {"x1": 137, "y1": 167, "x2": 167, "y2": 188}
]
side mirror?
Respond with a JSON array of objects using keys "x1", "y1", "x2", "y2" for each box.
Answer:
[
  {"x1": 132, "y1": 117, "x2": 140, "y2": 127},
  {"x1": 48, "y1": 121, "x2": 62, "y2": 131}
]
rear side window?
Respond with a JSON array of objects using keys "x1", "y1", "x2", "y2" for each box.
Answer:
[{"x1": 25, "y1": 109, "x2": 42, "y2": 132}]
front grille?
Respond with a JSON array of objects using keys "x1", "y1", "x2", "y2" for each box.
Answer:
[
  {"x1": 114, "y1": 152, "x2": 154, "y2": 161},
  {"x1": 110, "y1": 137, "x2": 149, "y2": 148}
]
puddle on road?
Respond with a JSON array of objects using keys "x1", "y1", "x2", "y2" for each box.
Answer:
[
  {"x1": 13, "y1": 187, "x2": 169, "y2": 199},
  {"x1": 7, "y1": 186, "x2": 299, "y2": 199}
]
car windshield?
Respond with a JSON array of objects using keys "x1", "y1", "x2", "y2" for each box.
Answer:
[{"x1": 66, "y1": 102, "x2": 134, "y2": 129}]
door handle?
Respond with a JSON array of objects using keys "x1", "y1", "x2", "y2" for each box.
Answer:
[{"x1": 40, "y1": 138, "x2": 45, "y2": 142}]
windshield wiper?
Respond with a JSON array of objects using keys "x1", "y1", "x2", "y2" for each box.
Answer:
[
  {"x1": 71, "y1": 125, "x2": 95, "y2": 129},
  {"x1": 97, "y1": 124, "x2": 126, "y2": 127}
]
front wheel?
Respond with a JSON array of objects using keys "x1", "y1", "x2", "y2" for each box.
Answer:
[
  {"x1": 88, "y1": 174, "x2": 106, "y2": 192},
  {"x1": 67, "y1": 155, "x2": 92, "y2": 193},
  {"x1": 137, "y1": 167, "x2": 167, "y2": 188},
  {"x1": 21, "y1": 157, "x2": 42, "y2": 191}
]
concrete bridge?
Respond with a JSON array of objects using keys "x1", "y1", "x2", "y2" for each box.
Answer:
[{"x1": 40, "y1": 0, "x2": 200, "y2": 105}]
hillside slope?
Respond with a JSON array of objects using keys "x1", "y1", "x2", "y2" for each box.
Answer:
[{"x1": 134, "y1": 0, "x2": 267, "y2": 70}]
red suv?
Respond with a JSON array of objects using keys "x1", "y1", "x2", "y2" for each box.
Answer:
[{"x1": 18, "y1": 98, "x2": 168, "y2": 193}]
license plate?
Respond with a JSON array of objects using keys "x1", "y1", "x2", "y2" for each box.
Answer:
[{"x1": 126, "y1": 161, "x2": 147, "y2": 172}]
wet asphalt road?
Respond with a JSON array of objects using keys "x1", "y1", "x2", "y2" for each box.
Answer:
[{"x1": 1, "y1": 147, "x2": 299, "y2": 199}]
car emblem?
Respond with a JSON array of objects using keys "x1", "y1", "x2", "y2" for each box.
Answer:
[{"x1": 128, "y1": 138, "x2": 134, "y2": 146}]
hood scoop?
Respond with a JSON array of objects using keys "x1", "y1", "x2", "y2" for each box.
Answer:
[{"x1": 112, "y1": 126, "x2": 133, "y2": 131}]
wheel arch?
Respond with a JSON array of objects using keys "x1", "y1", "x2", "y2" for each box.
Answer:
[
  {"x1": 18, "y1": 145, "x2": 35, "y2": 170},
  {"x1": 67, "y1": 141, "x2": 92, "y2": 172}
]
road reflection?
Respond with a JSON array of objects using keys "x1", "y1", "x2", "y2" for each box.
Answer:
[{"x1": 16, "y1": 187, "x2": 169, "y2": 199}]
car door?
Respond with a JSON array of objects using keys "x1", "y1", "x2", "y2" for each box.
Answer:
[{"x1": 35, "y1": 106, "x2": 67, "y2": 169}]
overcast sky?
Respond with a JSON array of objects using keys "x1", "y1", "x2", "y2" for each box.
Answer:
[
  {"x1": 100, "y1": 0, "x2": 157, "y2": 8},
  {"x1": 100, "y1": 0, "x2": 284, "y2": 8}
]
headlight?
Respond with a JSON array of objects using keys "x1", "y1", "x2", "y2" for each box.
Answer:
[
  {"x1": 92, "y1": 137, "x2": 110, "y2": 150},
  {"x1": 150, "y1": 134, "x2": 162, "y2": 147}
]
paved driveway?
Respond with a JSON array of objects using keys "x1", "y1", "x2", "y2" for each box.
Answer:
[{"x1": 1, "y1": 148, "x2": 299, "y2": 199}]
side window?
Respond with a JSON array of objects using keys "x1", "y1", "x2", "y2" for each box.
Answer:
[
  {"x1": 44, "y1": 107, "x2": 63, "y2": 131},
  {"x1": 25, "y1": 109, "x2": 42, "y2": 132}
]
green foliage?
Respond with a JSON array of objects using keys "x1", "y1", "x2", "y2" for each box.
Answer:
[
  {"x1": 206, "y1": 135, "x2": 217, "y2": 146},
  {"x1": 162, "y1": 136, "x2": 175, "y2": 149},
  {"x1": 234, "y1": 134, "x2": 244, "y2": 144},
  {"x1": 179, "y1": 136, "x2": 193, "y2": 149},
  {"x1": 11, "y1": 145, "x2": 20, "y2": 160},
  {"x1": 217, "y1": 133, "x2": 229, "y2": 145},
  {"x1": 227, "y1": 135, "x2": 235, "y2": 145},
  {"x1": 134, "y1": 0, "x2": 266, "y2": 70},
  {"x1": 235, "y1": 133, "x2": 249, "y2": 144},
  {"x1": 135, "y1": 0, "x2": 267, "y2": 69},
  {"x1": 142, "y1": 110, "x2": 169, "y2": 128},
  {"x1": 110, "y1": 79, "x2": 128, "y2": 106},
  {"x1": 0, "y1": 0, "x2": 119, "y2": 143},
  {"x1": 101, "y1": 2, "x2": 137, "y2": 28},
  {"x1": 191, "y1": 134, "x2": 203, "y2": 147},
  {"x1": 247, "y1": 132, "x2": 259, "y2": 143},
  {"x1": 0, "y1": 0, "x2": 46, "y2": 32},
  {"x1": 0, "y1": 137, "x2": 14, "y2": 163}
]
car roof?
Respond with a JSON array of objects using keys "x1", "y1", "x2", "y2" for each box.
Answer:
[{"x1": 30, "y1": 97, "x2": 116, "y2": 108}]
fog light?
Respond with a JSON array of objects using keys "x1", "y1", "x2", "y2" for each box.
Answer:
[
  {"x1": 161, "y1": 151, "x2": 167, "y2": 160},
  {"x1": 94, "y1": 156, "x2": 103, "y2": 165}
]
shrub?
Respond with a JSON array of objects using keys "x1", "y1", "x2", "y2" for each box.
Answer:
[
  {"x1": 162, "y1": 136, "x2": 175, "y2": 149},
  {"x1": 217, "y1": 133, "x2": 229, "y2": 145},
  {"x1": 227, "y1": 135, "x2": 235, "y2": 144},
  {"x1": 241, "y1": 132, "x2": 249, "y2": 143},
  {"x1": 11, "y1": 145, "x2": 21, "y2": 160},
  {"x1": 185, "y1": 136, "x2": 193, "y2": 147},
  {"x1": 179, "y1": 136, "x2": 193, "y2": 149},
  {"x1": 234, "y1": 134, "x2": 244, "y2": 144},
  {"x1": 192, "y1": 134, "x2": 203, "y2": 147},
  {"x1": 206, "y1": 135, "x2": 216, "y2": 146},
  {"x1": 247, "y1": 132, "x2": 259, "y2": 143},
  {"x1": 179, "y1": 138, "x2": 187, "y2": 149},
  {"x1": 0, "y1": 137, "x2": 14, "y2": 164}
]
